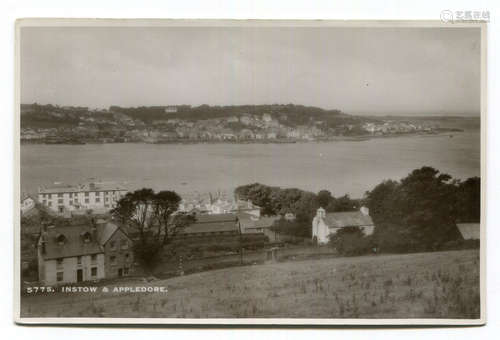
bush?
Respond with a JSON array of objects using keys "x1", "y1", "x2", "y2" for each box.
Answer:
[{"x1": 329, "y1": 226, "x2": 374, "y2": 256}]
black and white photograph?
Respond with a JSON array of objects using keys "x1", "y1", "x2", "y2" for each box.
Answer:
[{"x1": 14, "y1": 19, "x2": 485, "y2": 325}]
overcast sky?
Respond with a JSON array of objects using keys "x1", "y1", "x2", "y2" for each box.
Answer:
[{"x1": 20, "y1": 26, "x2": 481, "y2": 116}]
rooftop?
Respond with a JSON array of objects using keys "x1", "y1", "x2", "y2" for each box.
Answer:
[
  {"x1": 181, "y1": 213, "x2": 239, "y2": 234},
  {"x1": 96, "y1": 222, "x2": 120, "y2": 245},
  {"x1": 323, "y1": 211, "x2": 374, "y2": 228},
  {"x1": 238, "y1": 213, "x2": 279, "y2": 231},
  {"x1": 39, "y1": 181, "x2": 127, "y2": 194},
  {"x1": 40, "y1": 224, "x2": 103, "y2": 260}
]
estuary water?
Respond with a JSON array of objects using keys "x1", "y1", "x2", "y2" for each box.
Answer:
[{"x1": 21, "y1": 130, "x2": 480, "y2": 198}]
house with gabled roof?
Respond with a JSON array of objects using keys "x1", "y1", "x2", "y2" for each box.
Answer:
[
  {"x1": 37, "y1": 220, "x2": 134, "y2": 285},
  {"x1": 312, "y1": 207, "x2": 375, "y2": 245},
  {"x1": 95, "y1": 220, "x2": 135, "y2": 278}
]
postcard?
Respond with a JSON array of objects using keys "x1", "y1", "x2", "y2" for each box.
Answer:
[{"x1": 14, "y1": 19, "x2": 486, "y2": 325}]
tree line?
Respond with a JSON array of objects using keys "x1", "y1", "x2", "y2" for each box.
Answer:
[
  {"x1": 235, "y1": 167, "x2": 480, "y2": 253},
  {"x1": 234, "y1": 183, "x2": 360, "y2": 238},
  {"x1": 364, "y1": 167, "x2": 480, "y2": 253}
]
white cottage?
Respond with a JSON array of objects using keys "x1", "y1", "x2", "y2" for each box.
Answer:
[{"x1": 312, "y1": 206, "x2": 375, "y2": 245}]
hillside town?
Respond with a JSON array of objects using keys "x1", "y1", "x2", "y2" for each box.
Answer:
[{"x1": 20, "y1": 103, "x2": 457, "y2": 144}]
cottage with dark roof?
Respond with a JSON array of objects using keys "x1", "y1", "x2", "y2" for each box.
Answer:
[
  {"x1": 37, "y1": 220, "x2": 134, "y2": 285},
  {"x1": 312, "y1": 206, "x2": 375, "y2": 244}
]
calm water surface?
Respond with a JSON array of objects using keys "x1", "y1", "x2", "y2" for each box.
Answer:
[{"x1": 21, "y1": 131, "x2": 480, "y2": 198}]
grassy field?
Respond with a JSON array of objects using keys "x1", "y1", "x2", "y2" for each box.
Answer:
[{"x1": 20, "y1": 249, "x2": 480, "y2": 319}]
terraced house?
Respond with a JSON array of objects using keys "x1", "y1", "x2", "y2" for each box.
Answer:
[
  {"x1": 37, "y1": 221, "x2": 134, "y2": 285},
  {"x1": 37, "y1": 181, "x2": 128, "y2": 214}
]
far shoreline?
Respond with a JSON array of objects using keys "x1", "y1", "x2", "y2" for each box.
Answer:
[{"x1": 20, "y1": 130, "x2": 466, "y2": 146}]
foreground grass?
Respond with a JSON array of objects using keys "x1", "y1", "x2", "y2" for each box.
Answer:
[{"x1": 21, "y1": 249, "x2": 480, "y2": 319}]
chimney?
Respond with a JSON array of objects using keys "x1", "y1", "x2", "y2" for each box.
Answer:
[
  {"x1": 39, "y1": 231, "x2": 47, "y2": 254},
  {"x1": 317, "y1": 207, "x2": 326, "y2": 218},
  {"x1": 40, "y1": 222, "x2": 48, "y2": 233},
  {"x1": 41, "y1": 239, "x2": 46, "y2": 254},
  {"x1": 91, "y1": 218, "x2": 98, "y2": 241},
  {"x1": 360, "y1": 206, "x2": 369, "y2": 216}
]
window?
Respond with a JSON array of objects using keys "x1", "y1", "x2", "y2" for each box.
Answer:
[
  {"x1": 85, "y1": 198, "x2": 89, "y2": 204},
  {"x1": 77, "y1": 256, "x2": 82, "y2": 265},
  {"x1": 58, "y1": 193, "x2": 63, "y2": 198},
  {"x1": 123, "y1": 267, "x2": 129, "y2": 275},
  {"x1": 125, "y1": 253, "x2": 131, "y2": 262},
  {"x1": 121, "y1": 239, "x2": 128, "y2": 249},
  {"x1": 85, "y1": 192, "x2": 89, "y2": 197},
  {"x1": 110, "y1": 241, "x2": 116, "y2": 250},
  {"x1": 56, "y1": 258, "x2": 63, "y2": 269},
  {"x1": 58, "y1": 198, "x2": 63, "y2": 204},
  {"x1": 91, "y1": 254, "x2": 97, "y2": 263},
  {"x1": 83, "y1": 233, "x2": 91, "y2": 243},
  {"x1": 95, "y1": 197, "x2": 100, "y2": 203},
  {"x1": 91, "y1": 267, "x2": 97, "y2": 277},
  {"x1": 56, "y1": 271, "x2": 64, "y2": 282},
  {"x1": 110, "y1": 256, "x2": 116, "y2": 265},
  {"x1": 48, "y1": 202, "x2": 52, "y2": 207}
]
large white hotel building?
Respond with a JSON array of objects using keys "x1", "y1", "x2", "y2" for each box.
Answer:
[{"x1": 38, "y1": 181, "x2": 128, "y2": 214}]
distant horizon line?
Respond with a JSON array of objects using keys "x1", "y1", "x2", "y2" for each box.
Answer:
[{"x1": 20, "y1": 102, "x2": 480, "y2": 118}]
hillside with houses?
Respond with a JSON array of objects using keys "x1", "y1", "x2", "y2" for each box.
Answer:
[{"x1": 20, "y1": 103, "x2": 463, "y2": 145}]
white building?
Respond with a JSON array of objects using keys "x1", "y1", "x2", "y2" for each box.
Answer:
[
  {"x1": 38, "y1": 181, "x2": 128, "y2": 214},
  {"x1": 164, "y1": 106, "x2": 178, "y2": 113},
  {"x1": 312, "y1": 206, "x2": 375, "y2": 245}
]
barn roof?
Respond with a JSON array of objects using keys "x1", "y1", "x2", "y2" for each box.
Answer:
[
  {"x1": 238, "y1": 213, "x2": 279, "y2": 231},
  {"x1": 181, "y1": 213, "x2": 239, "y2": 234},
  {"x1": 324, "y1": 211, "x2": 373, "y2": 228},
  {"x1": 457, "y1": 223, "x2": 480, "y2": 240}
]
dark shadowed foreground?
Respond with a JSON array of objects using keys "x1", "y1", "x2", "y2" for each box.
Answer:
[{"x1": 21, "y1": 249, "x2": 480, "y2": 319}]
